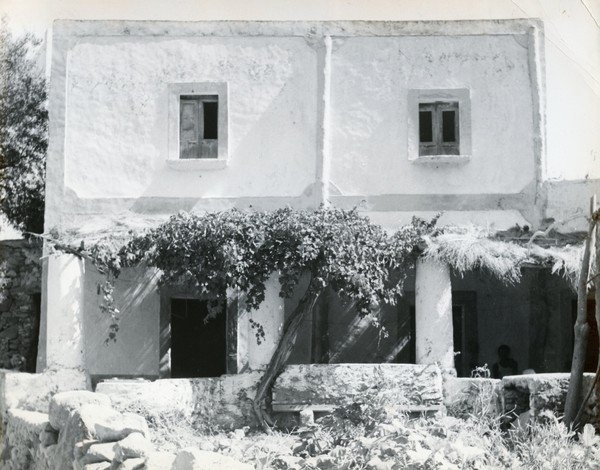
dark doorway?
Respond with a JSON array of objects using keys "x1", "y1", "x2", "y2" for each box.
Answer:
[
  {"x1": 170, "y1": 298, "x2": 227, "y2": 378},
  {"x1": 585, "y1": 299, "x2": 598, "y2": 373},
  {"x1": 399, "y1": 305, "x2": 416, "y2": 364},
  {"x1": 25, "y1": 293, "x2": 41, "y2": 373},
  {"x1": 452, "y1": 291, "x2": 478, "y2": 377}
]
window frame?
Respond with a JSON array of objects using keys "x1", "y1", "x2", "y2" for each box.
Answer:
[
  {"x1": 408, "y1": 89, "x2": 471, "y2": 164},
  {"x1": 167, "y1": 82, "x2": 228, "y2": 170}
]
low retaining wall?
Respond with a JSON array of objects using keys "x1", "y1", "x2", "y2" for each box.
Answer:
[
  {"x1": 97, "y1": 364, "x2": 445, "y2": 429},
  {"x1": 97, "y1": 372, "x2": 263, "y2": 430},
  {"x1": 1, "y1": 366, "x2": 598, "y2": 468},
  {"x1": 272, "y1": 363, "x2": 444, "y2": 411},
  {"x1": 1, "y1": 389, "x2": 251, "y2": 469},
  {"x1": 502, "y1": 373, "x2": 599, "y2": 424}
]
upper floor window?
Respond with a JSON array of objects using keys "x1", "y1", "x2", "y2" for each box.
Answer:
[
  {"x1": 419, "y1": 101, "x2": 459, "y2": 156},
  {"x1": 180, "y1": 95, "x2": 219, "y2": 159},
  {"x1": 168, "y1": 82, "x2": 228, "y2": 169},
  {"x1": 407, "y1": 89, "x2": 471, "y2": 164}
]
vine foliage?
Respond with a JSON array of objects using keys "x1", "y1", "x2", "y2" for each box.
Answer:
[{"x1": 54, "y1": 207, "x2": 437, "y2": 429}]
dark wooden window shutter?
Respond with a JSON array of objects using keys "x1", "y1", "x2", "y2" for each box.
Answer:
[
  {"x1": 179, "y1": 95, "x2": 219, "y2": 159},
  {"x1": 419, "y1": 101, "x2": 460, "y2": 156}
]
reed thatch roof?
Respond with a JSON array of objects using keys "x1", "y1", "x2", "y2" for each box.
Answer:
[{"x1": 423, "y1": 226, "x2": 586, "y2": 287}]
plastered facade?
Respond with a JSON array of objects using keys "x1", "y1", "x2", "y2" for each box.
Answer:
[{"x1": 45, "y1": 19, "x2": 552, "y2": 233}]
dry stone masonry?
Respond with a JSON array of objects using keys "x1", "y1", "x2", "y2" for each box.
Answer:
[
  {"x1": 0, "y1": 366, "x2": 598, "y2": 469},
  {"x1": 0, "y1": 240, "x2": 41, "y2": 372},
  {"x1": 0, "y1": 370, "x2": 252, "y2": 469}
]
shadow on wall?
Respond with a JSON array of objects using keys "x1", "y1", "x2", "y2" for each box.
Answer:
[{"x1": 83, "y1": 263, "x2": 161, "y2": 380}]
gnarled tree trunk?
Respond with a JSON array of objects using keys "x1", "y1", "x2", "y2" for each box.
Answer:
[{"x1": 252, "y1": 277, "x2": 321, "y2": 430}]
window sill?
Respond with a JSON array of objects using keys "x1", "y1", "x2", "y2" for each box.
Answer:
[
  {"x1": 166, "y1": 158, "x2": 228, "y2": 171},
  {"x1": 409, "y1": 155, "x2": 471, "y2": 165}
]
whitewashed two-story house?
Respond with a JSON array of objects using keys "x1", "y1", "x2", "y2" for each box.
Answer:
[{"x1": 37, "y1": 19, "x2": 599, "y2": 384}]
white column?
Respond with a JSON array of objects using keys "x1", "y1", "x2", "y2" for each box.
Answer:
[
  {"x1": 244, "y1": 273, "x2": 285, "y2": 370},
  {"x1": 39, "y1": 254, "x2": 86, "y2": 370},
  {"x1": 415, "y1": 258, "x2": 454, "y2": 369}
]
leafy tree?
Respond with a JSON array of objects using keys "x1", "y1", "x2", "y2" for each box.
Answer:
[
  {"x1": 67, "y1": 207, "x2": 437, "y2": 429},
  {"x1": 0, "y1": 22, "x2": 47, "y2": 233}
]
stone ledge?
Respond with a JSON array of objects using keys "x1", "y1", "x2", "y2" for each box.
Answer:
[{"x1": 272, "y1": 363, "x2": 444, "y2": 409}]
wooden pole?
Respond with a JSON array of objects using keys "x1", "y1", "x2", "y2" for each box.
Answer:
[
  {"x1": 574, "y1": 196, "x2": 600, "y2": 425},
  {"x1": 564, "y1": 195, "x2": 597, "y2": 428}
]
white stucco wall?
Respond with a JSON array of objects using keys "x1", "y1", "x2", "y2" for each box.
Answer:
[
  {"x1": 329, "y1": 34, "x2": 535, "y2": 196},
  {"x1": 62, "y1": 36, "x2": 318, "y2": 201},
  {"x1": 236, "y1": 274, "x2": 285, "y2": 371},
  {"x1": 82, "y1": 265, "x2": 161, "y2": 378},
  {"x1": 44, "y1": 19, "x2": 548, "y2": 234}
]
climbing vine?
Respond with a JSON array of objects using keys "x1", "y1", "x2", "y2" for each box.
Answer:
[{"x1": 49, "y1": 207, "x2": 438, "y2": 428}]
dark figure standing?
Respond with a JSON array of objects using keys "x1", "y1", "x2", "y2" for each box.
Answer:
[{"x1": 491, "y1": 344, "x2": 518, "y2": 379}]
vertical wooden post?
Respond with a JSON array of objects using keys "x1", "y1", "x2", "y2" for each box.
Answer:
[
  {"x1": 564, "y1": 195, "x2": 597, "y2": 428},
  {"x1": 574, "y1": 195, "x2": 600, "y2": 424}
]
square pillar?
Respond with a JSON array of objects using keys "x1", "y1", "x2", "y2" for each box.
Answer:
[
  {"x1": 237, "y1": 273, "x2": 285, "y2": 371},
  {"x1": 37, "y1": 253, "x2": 86, "y2": 371},
  {"x1": 415, "y1": 257, "x2": 454, "y2": 369}
]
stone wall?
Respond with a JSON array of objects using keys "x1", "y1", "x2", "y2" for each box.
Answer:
[
  {"x1": 1, "y1": 367, "x2": 599, "y2": 468},
  {"x1": 501, "y1": 373, "x2": 599, "y2": 425},
  {"x1": 0, "y1": 378, "x2": 250, "y2": 469},
  {"x1": 97, "y1": 364, "x2": 445, "y2": 430},
  {"x1": 0, "y1": 240, "x2": 42, "y2": 372}
]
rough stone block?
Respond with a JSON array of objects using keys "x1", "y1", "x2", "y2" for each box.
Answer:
[
  {"x1": 145, "y1": 451, "x2": 177, "y2": 469},
  {"x1": 82, "y1": 463, "x2": 112, "y2": 470},
  {"x1": 2, "y1": 409, "x2": 50, "y2": 470},
  {"x1": 96, "y1": 378, "x2": 195, "y2": 418},
  {"x1": 49, "y1": 390, "x2": 111, "y2": 430},
  {"x1": 116, "y1": 457, "x2": 146, "y2": 469},
  {"x1": 51, "y1": 408, "x2": 97, "y2": 469},
  {"x1": 501, "y1": 373, "x2": 598, "y2": 421},
  {"x1": 114, "y1": 431, "x2": 153, "y2": 461},
  {"x1": 444, "y1": 377, "x2": 501, "y2": 416},
  {"x1": 75, "y1": 439, "x2": 100, "y2": 459},
  {"x1": 0, "y1": 368, "x2": 88, "y2": 419},
  {"x1": 79, "y1": 404, "x2": 149, "y2": 441},
  {"x1": 173, "y1": 448, "x2": 253, "y2": 470},
  {"x1": 82, "y1": 441, "x2": 118, "y2": 464},
  {"x1": 6, "y1": 408, "x2": 49, "y2": 435},
  {"x1": 299, "y1": 409, "x2": 314, "y2": 426}
]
